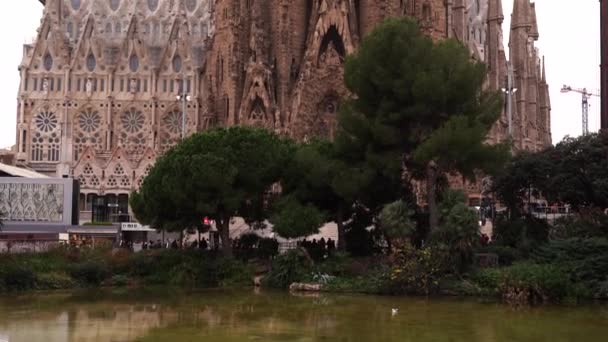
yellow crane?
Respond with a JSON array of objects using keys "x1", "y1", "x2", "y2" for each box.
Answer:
[{"x1": 560, "y1": 85, "x2": 600, "y2": 136}]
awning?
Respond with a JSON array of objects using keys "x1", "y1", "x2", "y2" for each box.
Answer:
[{"x1": 120, "y1": 222, "x2": 156, "y2": 232}]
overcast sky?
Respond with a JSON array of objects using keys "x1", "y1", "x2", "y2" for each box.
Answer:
[{"x1": 0, "y1": 1, "x2": 601, "y2": 149}]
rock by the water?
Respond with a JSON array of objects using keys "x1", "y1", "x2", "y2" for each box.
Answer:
[{"x1": 289, "y1": 282, "x2": 322, "y2": 292}]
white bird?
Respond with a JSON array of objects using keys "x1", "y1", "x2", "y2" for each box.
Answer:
[{"x1": 391, "y1": 308, "x2": 398, "y2": 316}]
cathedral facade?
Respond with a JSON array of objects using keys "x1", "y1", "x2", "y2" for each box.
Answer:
[{"x1": 16, "y1": 0, "x2": 550, "y2": 222}]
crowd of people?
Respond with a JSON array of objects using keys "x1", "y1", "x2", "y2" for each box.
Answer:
[
  {"x1": 119, "y1": 238, "x2": 211, "y2": 251},
  {"x1": 298, "y1": 238, "x2": 336, "y2": 261}
]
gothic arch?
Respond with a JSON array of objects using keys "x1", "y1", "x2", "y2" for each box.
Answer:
[
  {"x1": 159, "y1": 108, "x2": 190, "y2": 152},
  {"x1": 72, "y1": 147, "x2": 103, "y2": 191},
  {"x1": 317, "y1": 25, "x2": 346, "y2": 66},
  {"x1": 308, "y1": 0, "x2": 356, "y2": 59},
  {"x1": 134, "y1": 147, "x2": 157, "y2": 188},
  {"x1": 248, "y1": 97, "x2": 269, "y2": 128},
  {"x1": 239, "y1": 69, "x2": 276, "y2": 129},
  {"x1": 102, "y1": 147, "x2": 136, "y2": 193},
  {"x1": 116, "y1": 106, "x2": 150, "y2": 161}
]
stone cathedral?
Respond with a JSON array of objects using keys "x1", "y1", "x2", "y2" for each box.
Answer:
[{"x1": 16, "y1": 0, "x2": 550, "y2": 222}]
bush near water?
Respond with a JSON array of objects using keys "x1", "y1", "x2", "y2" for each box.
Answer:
[{"x1": 0, "y1": 247, "x2": 253, "y2": 292}]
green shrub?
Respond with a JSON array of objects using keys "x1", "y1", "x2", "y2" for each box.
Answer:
[
  {"x1": 471, "y1": 268, "x2": 502, "y2": 291},
  {"x1": 498, "y1": 262, "x2": 572, "y2": 304},
  {"x1": 36, "y1": 272, "x2": 76, "y2": 290},
  {"x1": 493, "y1": 215, "x2": 549, "y2": 251},
  {"x1": 127, "y1": 252, "x2": 159, "y2": 277},
  {"x1": 109, "y1": 274, "x2": 130, "y2": 287},
  {"x1": 323, "y1": 267, "x2": 391, "y2": 294},
  {"x1": 263, "y1": 250, "x2": 311, "y2": 288},
  {"x1": 551, "y1": 209, "x2": 608, "y2": 239},
  {"x1": 217, "y1": 258, "x2": 253, "y2": 287},
  {"x1": 431, "y1": 202, "x2": 480, "y2": 273},
  {"x1": 387, "y1": 244, "x2": 449, "y2": 295},
  {"x1": 593, "y1": 280, "x2": 608, "y2": 299},
  {"x1": 532, "y1": 238, "x2": 608, "y2": 286},
  {"x1": 9, "y1": 253, "x2": 66, "y2": 273},
  {"x1": 0, "y1": 265, "x2": 36, "y2": 291},
  {"x1": 69, "y1": 261, "x2": 108, "y2": 285},
  {"x1": 475, "y1": 245, "x2": 524, "y2": 266}
]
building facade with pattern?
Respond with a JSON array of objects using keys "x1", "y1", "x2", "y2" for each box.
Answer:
[{"x1": 17, "y1": 0, "x2": 550, "y2": 222}]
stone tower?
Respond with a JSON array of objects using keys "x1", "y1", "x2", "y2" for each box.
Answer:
[{"x1": 509, "y1": 0, "x2": 551, "y2": 150}]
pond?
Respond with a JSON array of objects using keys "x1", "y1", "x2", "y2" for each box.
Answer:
[{"x1": 0, "y1": 288, "x2": 606, "y2": 341}]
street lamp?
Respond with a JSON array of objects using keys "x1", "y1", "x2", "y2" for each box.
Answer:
[
  {"x1": 176, "y1": 77, "x2": 191, "y2": 140},
  {"x1": 501, "y1": 62, "x2": 518, "y2": 138}
]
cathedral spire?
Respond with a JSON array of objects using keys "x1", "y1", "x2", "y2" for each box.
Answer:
[
  {"x1": 511, "y1": 0, "x2": 532, "y2": 30},
  {"x1": 541, "y1": 56, "x2": 546, "y2": 82},
  {"x1": 41, "y1": 0, "x2": 63, "y2": 27},
  {"x1": 488, "y1": 0, "x2": 504, "y2": 23},
  {"x1": 530, "y1": 3, "x2": 539, "y2": 40}
]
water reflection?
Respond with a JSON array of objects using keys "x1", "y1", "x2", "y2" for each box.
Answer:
[{"x1": 0, "y1": 289, "x2": 606, "y2": 342}]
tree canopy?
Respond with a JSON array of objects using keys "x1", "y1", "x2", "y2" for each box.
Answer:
[
  {"x1": 272, "y1": 140, "x2": 368, "y2": 249},
  {"x1": 494, "y1": 133, "x2": 608, "y2": 213},
  {"x1": 131, "y1": 126, "x2": 294, "y2": 256},
  {"x1": 336, "y1": 17, "x2": 508, "y2": 232}
]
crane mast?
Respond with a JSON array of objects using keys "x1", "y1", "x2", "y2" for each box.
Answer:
[{"x1": 561, "y1": 85, "x2": 600, "y2": 136}]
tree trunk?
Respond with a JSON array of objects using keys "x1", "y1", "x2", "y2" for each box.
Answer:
[
  {"x1": 218, "y1": 217, "x2": 233, "y2": 257},
  {"x1": 336, "y1": 209, "x2": 346, "y2": 251},
  {"x1": 427, "y1": 161, "x2": 439, "y2": 232}
]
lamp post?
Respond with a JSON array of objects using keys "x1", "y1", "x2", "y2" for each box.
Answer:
[
  {"x1": 501, "y1": 62, "x2": 518, "y2": 138},
  {"x1": 176, "y1": 77, "x2": 191, "y2": 140}
]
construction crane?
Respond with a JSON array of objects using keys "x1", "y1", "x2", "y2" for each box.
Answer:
[{"x1": 560, "y1": 85, "x2": 600, "y2": 136}]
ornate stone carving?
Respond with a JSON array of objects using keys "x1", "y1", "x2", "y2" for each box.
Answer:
[{"x1": 0, "y1": 183, "x2": 64, "y2": 222}]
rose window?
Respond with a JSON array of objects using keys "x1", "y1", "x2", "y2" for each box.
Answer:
[
  {"x1": 163, "y1": 111, "x2": 183, "y2": 134},
  {"x1": 35, "y1": 111, "x2": 58, "y2": 133},
  {"x1": 78, "y1": 110, "x2": 101, "y2": 133},
  {"x1": 121, "y1": 109, "x2": 145, "y2": 133}
]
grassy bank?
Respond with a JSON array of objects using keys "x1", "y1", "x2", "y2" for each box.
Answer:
[
  {"x1": 0, "y1": 247, "x2": 253, "y2": 292},
  {"x1": 2, "y1": 238, "x2": 607, "y2": 306}
]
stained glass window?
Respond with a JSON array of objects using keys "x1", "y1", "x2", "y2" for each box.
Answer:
[
  {"x1": 121, "y1": 109, "x2": 145, "y2": 133},
  {"x1": 43, "y1": 53, "x2": 53, "y2": 71},
  {"x1": 172, "y1": 55, "x2": 182, "y2": 73},
  {"x1": 78, "y1": 109, "x2": 101, "y2": 133},
  {"x1": 35, "y1": 111, "x2": 58, "y2": 133},
  {"x1": 86, "y1": 53, "x2": 96, "y2": 72},
  {"x1": 129, "y1": 54, "x2": 139, "y2": 72}
]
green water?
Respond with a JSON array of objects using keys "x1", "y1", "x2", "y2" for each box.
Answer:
[{"x1": 0, "y1": 288, "x2": 606, "y2": 342}]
